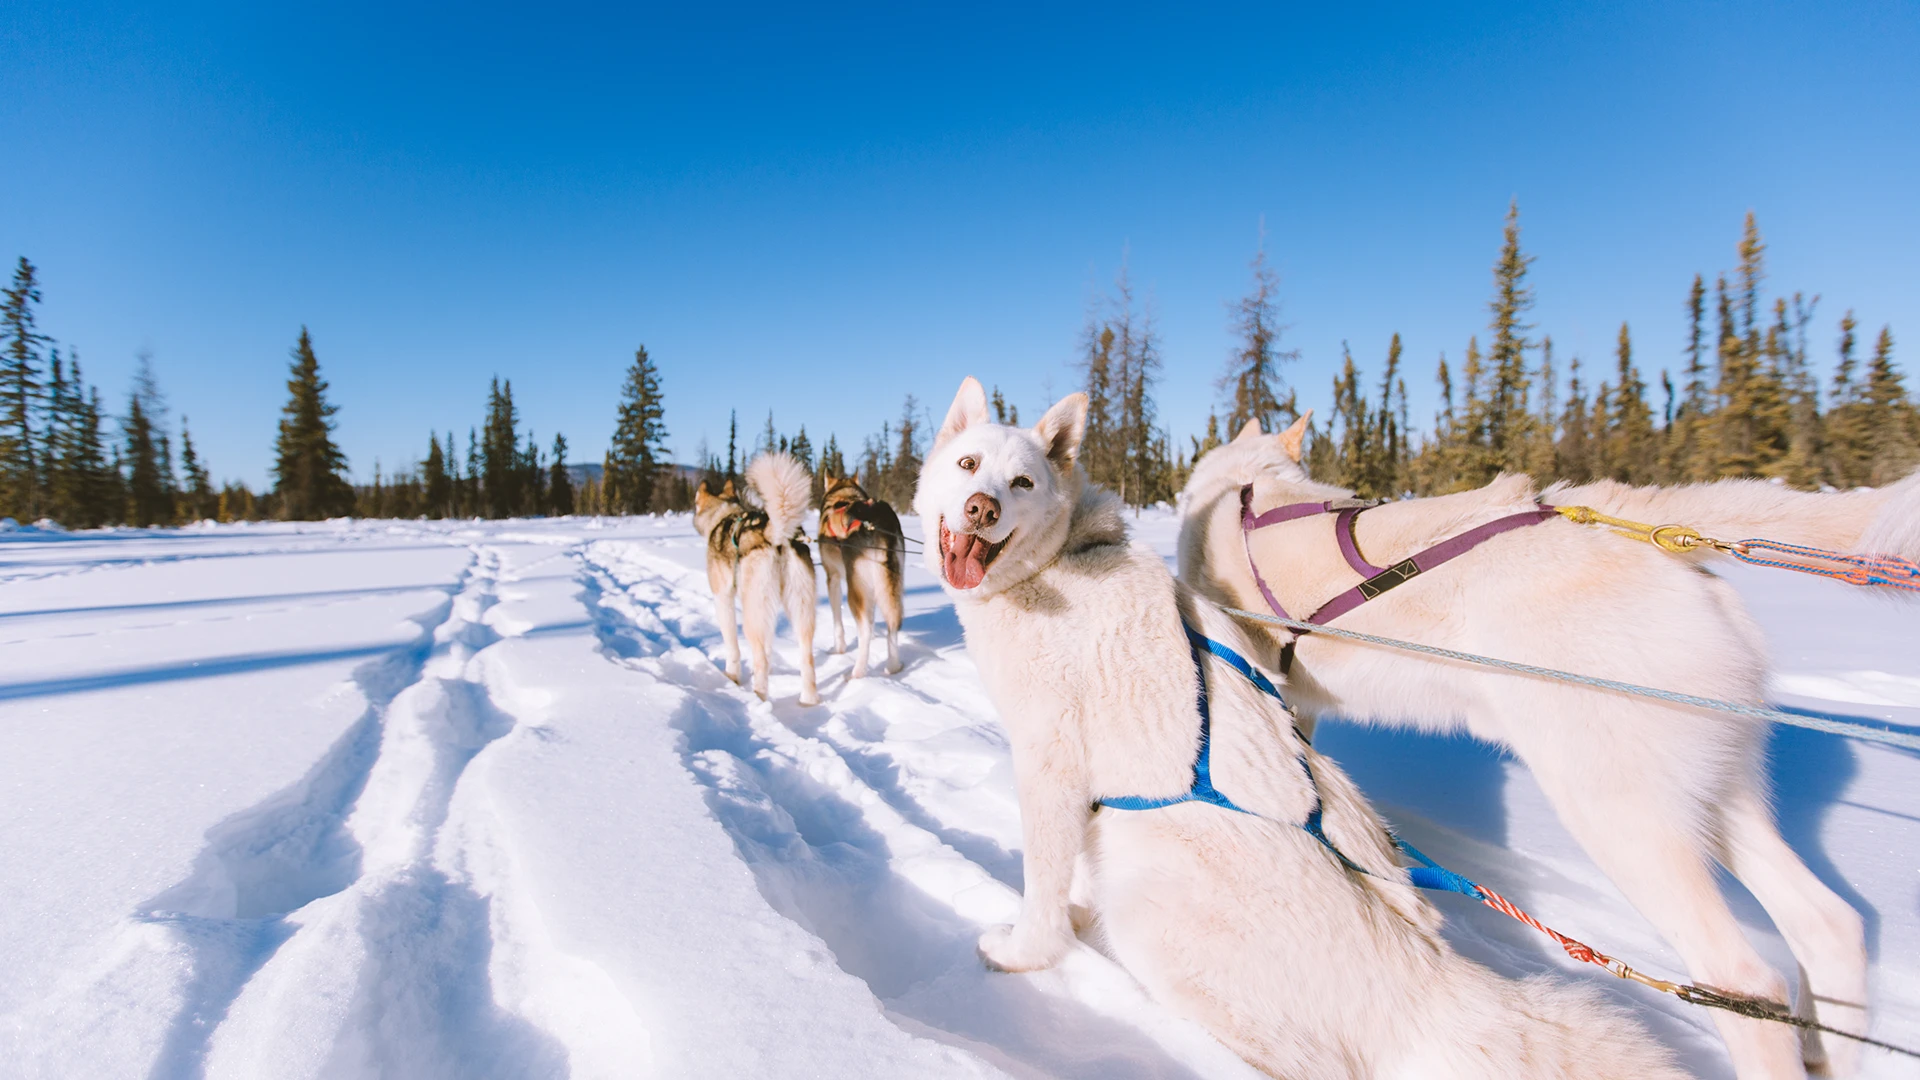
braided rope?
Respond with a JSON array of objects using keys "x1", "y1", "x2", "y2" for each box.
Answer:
[
  {"x1": 1221, "y1": 607, "x2": 1920, "y2": 752},
  {"x1": 1730, "y1": 538, "x2": 1920, "y2": 590},
  {"x1": 1446, "y1": 873, "x2": 1914, "y2": 1055}
]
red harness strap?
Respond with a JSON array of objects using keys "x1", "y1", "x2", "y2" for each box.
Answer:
[
  {"x1": 1238, "y1": 484, "x2": 1559, "y2": 670},
  {"x1": 820, "y1": 498, "x2": 874, "y2": 541}
]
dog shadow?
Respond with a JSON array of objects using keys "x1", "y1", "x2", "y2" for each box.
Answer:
[
  {"x1": 1762, "y1": 718, "x2": 1885, "y2": 959},
  {"x1": 667, "y1": 688, "x2": 1219, "y2": 1080},
  {"x1": 1309, "y1": 721, "x2": 1515, "y2": 849}
]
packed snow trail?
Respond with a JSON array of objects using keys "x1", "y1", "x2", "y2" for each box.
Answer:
[{"x1": 1, "y1": 514, "x2": 1915, "y2": 1078}]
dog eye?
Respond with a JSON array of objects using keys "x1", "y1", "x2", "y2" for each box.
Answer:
[
  {"x1": 959, "y1": 456, "x2": 978, "y2": 472},
  {"x1": 1011, "y1": 475, "x2": 1034, "y2": 490}
]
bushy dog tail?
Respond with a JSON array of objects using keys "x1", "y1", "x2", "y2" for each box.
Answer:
[
  {"x1": 746, "y1": 452, "x2": 812, "y2": 543},
  {"x1": 1544, "y1": 474, "x2": 1918, "y2": 560}
]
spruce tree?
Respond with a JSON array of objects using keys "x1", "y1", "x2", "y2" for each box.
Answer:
[
  {"x1": 0, "y1": 257, "x2": 48, "y2": 519},
  {"x1": 1221, "y1": 243, "x2": 1299, "y2": 436},
  {"x1": 271, "y1": 327, "x2": 353, "y2": 520},
  {"x1": 789, "y1": 426, "x2": 813, "y2": 472},
  {"x1": 885, "y1": 395, "x2": 923, "y2": 506},
  {"x1": 1604, "y1": 323, "x2": 1656, "y2": 483},
  {"x1": 607, "y1": 345, "x2": 669, "y2": 515},
  {"x1": 1774, "y1": 294, "x2": 1824, "y2": 488},
  {"x1": 43, "y1": 350, "x2": 73, "y2": 523},
  {"x1": 818, "y1": 433, "x2": 846, "y2": 484},
  {"x1": 1826, "y1": 313, "x2": 1870, "y2": 485},
  {"x1": 1863, "y1": 326, "x2": 1917, "y2": 483},
  {"x1": 1666, "y1": 275, "x2": 1713, "y2": 481},
  {"x1": 725, "y1": 410, "x2": 738, "y2": 484},
  {"x1": 1080, "y1": 323, "x2": 1118, "y2": 491},
  {"x1": 548, "y1": 433, "x2": 575, "y2": 515},
  {"x1": 1329, "y1": 346, "x2": 1371, "y2": 493},
  {"x1": 1472, "y1": 200, "x2": 1538, "y2": 480},
  {"x1": 1556, "y1": 354, "x2": 1593, "y2": 482},
  {"x1": 481, "y1": 377, "x2": 522, "y2": 518},
  {"x1": 1374, "y1": 333, "x2": 1408, "y2": 495},
  {"x1": 124, "y1": 396, "x2": 171, "y2": 525},
  {"x1": 522, "y1": 430, "x2": 544, "y2": 515},
  {"x1": 178, "y1": 417, "x2": 214, "y2": 521},
  {"x1": 65, "y1": 367, "x2": 118, "y2": 527},
  {"x1": 423, "y1": 434, "x2": 451, "y2": 518}
]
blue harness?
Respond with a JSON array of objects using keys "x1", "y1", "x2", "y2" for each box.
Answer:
[{"x1": 1097, "y1": 622, "x2": 1485, "y2": 900}]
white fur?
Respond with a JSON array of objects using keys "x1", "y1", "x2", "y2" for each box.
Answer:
[
  {"x1": 1179, "y1": 429, "x2": 1884, "y2": 1079},
  {"x1": 916, "y1": 377, "x2": 1684, "y2": 1079},
  {"x1": 695, "y1": 453, "x2": 820, "y2": 705}
]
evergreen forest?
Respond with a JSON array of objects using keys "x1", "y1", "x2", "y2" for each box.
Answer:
[{"x1": 2, "y1": 208, "x2": 1911, "y2": 528}]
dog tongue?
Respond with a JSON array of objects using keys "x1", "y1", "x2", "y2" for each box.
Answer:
[{"x1": 944, "y1": 531, "x2": 990, "y2": 590}]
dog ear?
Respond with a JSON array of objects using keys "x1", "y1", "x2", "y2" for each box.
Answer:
[
  {"x1": 721, "y1": 478, "x2": 736, "y2": 498},
  {"x1": 1035, "y1": 392, "x2": 1090, "y2": 470},
  {"x1": 935, "y1": 377, "x2": 990, "y2": 450},
  {"x1": 1278, "y1": 410, "x2": 1311, "y2": 463},
  {"x1": 1235, "y1": 417, "x2": 1263, "y2": 442}
]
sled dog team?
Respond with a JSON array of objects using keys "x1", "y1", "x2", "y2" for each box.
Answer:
[{"x1": 698, "y1": 376, "x2": 1920, "y2": 1079}]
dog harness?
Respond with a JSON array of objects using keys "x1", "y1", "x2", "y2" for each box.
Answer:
[
  {"x1": 1097, "y1": 623, "x2": 1360, "y2": 868},
  {"x1": 1238, "y1": 484, "x2": 1560, "y2": 672},
  {"x1": 713, "y1": 507, "x2": 770, "y2": 550},
  {"x1": 1097, "y1": 621, "x2": 1489, "y2": 895},
  {"x1": 819, "y1": 494, "x2": 874, "y2": 541}
]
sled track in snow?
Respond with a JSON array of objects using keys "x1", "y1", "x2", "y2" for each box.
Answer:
[{"x1": 130, "y1": 545, "x2": 568, "y2": 1080}]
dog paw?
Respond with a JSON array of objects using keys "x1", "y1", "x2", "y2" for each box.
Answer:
[
  {"x1": 884, "y1": 659, "x2": 903, "y2": 675},
  {"x1": 850, "y1": 664, "x2": 869, "y2": 680},
  {"x1": 798, "y1": 690, "x2": 821, "y2": 707},
  {"x1": 977, "y1": 923, "x2": 1070, "y2": 973}
]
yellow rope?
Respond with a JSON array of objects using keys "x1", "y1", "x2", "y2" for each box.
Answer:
[{"x1": 1553, "y1": 505, "x2": 1736, "y2": 555}]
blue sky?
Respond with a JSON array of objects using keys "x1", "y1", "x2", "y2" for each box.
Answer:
[{"x1": 4, "y1": 2, "x2": 1916, "y2": 486}]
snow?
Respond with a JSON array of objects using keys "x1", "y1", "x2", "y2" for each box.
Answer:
[{"x1": 0, "y1": 511, "x2": 1914, "y2": 1078}]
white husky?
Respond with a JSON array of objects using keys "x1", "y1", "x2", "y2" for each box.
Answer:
[
  {"x1": 1178, "y1": 418, "x2": 1920, "y2": 1080},
  {"x1": 917, "y1": 377, "x2": 1685, "y2": 1079}
]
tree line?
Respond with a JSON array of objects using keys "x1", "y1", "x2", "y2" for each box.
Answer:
[
  {"x1": 1, "y1": 258, "x2": 221, "y2": 527},
  {"x1": 358, "y1": 344, "x2": 690, "y2": 519},
  {"x1": 1283, "y1": 208, "x2": 1914, "y2": 499},
  {"x1": 0, "y1": 255, "x2": 693, "y2": 526},
  {"x1": 10, "y1": 206, "x2": 1910, "y2": 529},
  {"x1": 1059, "y1": 206, "x2": 1913, "y2": 508}
]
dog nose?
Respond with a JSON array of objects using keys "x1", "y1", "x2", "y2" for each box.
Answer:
[{"x1": 964, "y1": 492, "x2": 1000, "y2": 529}]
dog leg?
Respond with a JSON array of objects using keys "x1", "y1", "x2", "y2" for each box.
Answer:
[
  {"x1": 789, "y1": 555, "x2": 820, "y2": 706},
  {"x1": 881, "y1": 556, "x2": 904, "y2": 675},
  {"x1": 1533, "y1": 761, "x2": 1806, "y2": 1080},
  {"x1": 713, "y1": 582, "x2": 741, "y2": 685},
  {"x1": 744, "y1": 573, "x2": 773, "y2": 701},
  {"x1": 823, "y1": 549, "x2": 847, "y2": 654},
  {"x1": 848, "y1": 563, "x2": 874, "y2": 680},
  {"x1": 980, "y1": 723, "x2": 1088, "y2": 973},
  {"x1": 1719, "y1": 785, "x2": 1869, "y2": 1077}
]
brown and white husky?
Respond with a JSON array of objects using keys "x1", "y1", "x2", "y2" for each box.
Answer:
[
  {"x1": 816, "y1": 472, "x2": 906, "y2": 678},
  {"x1": 693, "y1": 452, "x2": 820, "y2": 705}
]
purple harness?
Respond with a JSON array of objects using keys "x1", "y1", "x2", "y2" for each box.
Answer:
[{"x1": 1238, "y1": 484, "x2": 1559, "y2": 672}]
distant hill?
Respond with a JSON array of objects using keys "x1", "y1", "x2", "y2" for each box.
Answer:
[{"x1": 566, "y1": 462, "x2": 702, "y2": 487}]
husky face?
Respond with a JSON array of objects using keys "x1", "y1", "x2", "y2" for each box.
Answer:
[
  {"x1": 914, "y1": 377, "x2": 1089, "y2": 597},
  {"x1": 1181, "y1": 413, "x2": 1322, "y2": 519}
]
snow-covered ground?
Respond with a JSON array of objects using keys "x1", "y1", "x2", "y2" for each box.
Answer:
[{"x1": 1, "y1": 510, "x2": 1914, "y2": 1079}]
